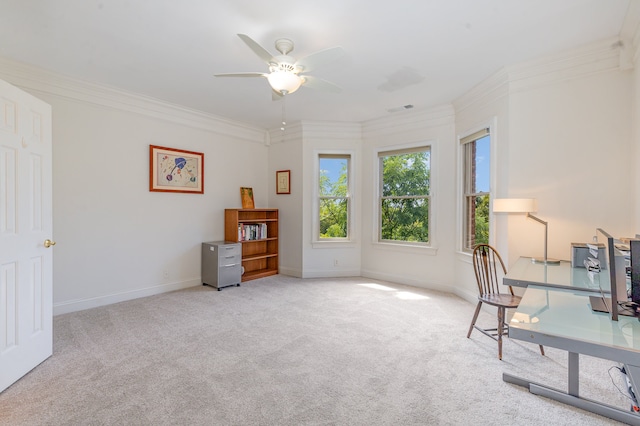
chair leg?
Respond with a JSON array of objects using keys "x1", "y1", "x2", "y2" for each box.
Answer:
[
  {"x1": 539, "y1": 345, "x2": 545, "y2": 356},
  {"x1": 497, "y1": 306, "x2": 505, "y2": 360},
  {"x1": 467, "y1": 301, "x2": 483, "y2": 338}
]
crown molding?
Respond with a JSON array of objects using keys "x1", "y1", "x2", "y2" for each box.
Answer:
[
  {"x1": 266, "y1": 122, "x2": 304, "y2": 145},
  {"x1": 620, "y1": 0, "x2": 640, "y2": 66},
  {"x1": 452, "y1": 68, "x2": 510, "y2": 114},
  {"x1": 0, "y1": 56, "x2": 265, "y2": 144},
  {"x1": 506, "y1": 37, "x2": 624, "y2": 93},
  {"x1": 362, "y1": 104, "x2": 455, "y2": 139},
  {"x1": 454, "y1": 38, "x2": 627, "y2": 114},
  {"x1": 300, "y1": 121, "x2": 363, "y2": 140}
]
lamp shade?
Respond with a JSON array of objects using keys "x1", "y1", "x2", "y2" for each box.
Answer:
[
  {"x1": 492, "y1": 198, "x2": 537, "y2": 213},
  {"x1": 267, "y1": 71, "x2": 303, "y2": 94}
]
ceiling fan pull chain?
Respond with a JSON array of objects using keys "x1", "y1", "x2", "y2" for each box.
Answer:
[{"x1": 281, "y1": 96, "x2": 286, "y2": 132}]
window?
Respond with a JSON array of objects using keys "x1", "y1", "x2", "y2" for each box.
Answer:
[
  {"x1": 462, "y1": 128, "x2": 490, "y2": 251},
  {"x1": 318, "y1": 154, "x2": 350, "y2": 239},
  {"x1": 378, "y1": 147, "x2": 431, "y2": 244}
]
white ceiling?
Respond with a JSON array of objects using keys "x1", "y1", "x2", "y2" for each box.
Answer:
[{"x1": 0, "y1": 0, "x2": 632, "y2": 129}]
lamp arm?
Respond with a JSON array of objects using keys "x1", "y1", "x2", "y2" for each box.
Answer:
[{"x1": 527, "y1": 213, "x2": 549, "y2": 261}]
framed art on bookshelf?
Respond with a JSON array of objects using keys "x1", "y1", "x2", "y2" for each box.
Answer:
[
  {"x1": 149, "y1": 145, "x2": 204, "y2": 193},
  {"x1": 240, "y1": 187, "x2": 255, "y2": 209},
  {"x1": 276, "y1": 170, "x2": 290, "y2": 194}
]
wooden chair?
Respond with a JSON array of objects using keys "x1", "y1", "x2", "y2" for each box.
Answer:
[{"x1": 467, "y1": 244, "x2": 544, "y2": 360}]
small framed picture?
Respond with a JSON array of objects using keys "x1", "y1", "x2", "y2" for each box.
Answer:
[
  {"x1": 276, "y1": 170, "x2": 290, "y2": 194},
  {"x1": 240, "y1": 187, "x2": 255, "y2": 209},
  {"x1": 149, "y1": 145, "x2": 204, "y2": 193}
]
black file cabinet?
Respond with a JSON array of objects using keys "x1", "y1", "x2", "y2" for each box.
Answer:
[{"x1": 201, "y1": 241, "x2": 242, "y2": 290}]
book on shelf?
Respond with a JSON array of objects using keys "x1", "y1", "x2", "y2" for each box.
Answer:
[{"x1": 237, "y1": 223, "x2": 268, "y2": 241}]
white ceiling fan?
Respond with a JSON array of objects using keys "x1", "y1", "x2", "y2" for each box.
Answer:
[{"x1": 215, "y1": 34, "x2": 345, "y2": 99}]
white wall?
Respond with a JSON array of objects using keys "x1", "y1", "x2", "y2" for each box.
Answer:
[
  {"x1": 453, "y1": 39, "x2": 634, "y2": 303},
  {"x1": 453, "y1": 70, "x2": 510, "y2": 302},
  {"x1": 507, "y1": 68, "x2": 633, "y2": 262},
  {"x1": 267, "y1": 124, "x2": 304, "y2": 277},
  {"x1": 0, "y1": 58, "x2": 268, "y2": 314},
  {"x1": 360, "y1": 106, "x2": 457, "y2": 292},
  {"x1": 633, "y1": 29, "x2": 640, "y2": 230},
  {"x1": 300, "y1": 122, "x2": 363, "y2": 278}
]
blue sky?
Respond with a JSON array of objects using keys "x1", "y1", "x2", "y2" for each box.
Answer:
[
  {"x1": 475, "y1": 135, "x2": 490, "y2": 192},
  {"x1": 321, "y1": 136, "x2": 490, "y2": 191},
  {"x1": 319, "y1": 157, "x2": 346, "y2": 185}
]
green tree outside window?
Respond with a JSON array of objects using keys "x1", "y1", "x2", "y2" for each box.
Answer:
[{"x1": 379, "y1": 149, "x2": 430, "y2": 243}]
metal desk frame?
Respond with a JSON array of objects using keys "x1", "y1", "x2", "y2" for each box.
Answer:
[{"x1": 502, "y1": 273, "x2": 640, "y2": 424}]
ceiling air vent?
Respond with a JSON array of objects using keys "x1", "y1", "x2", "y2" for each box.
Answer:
[{"x1": 387, "y1": 104, "x2": 414, "y2": 113}]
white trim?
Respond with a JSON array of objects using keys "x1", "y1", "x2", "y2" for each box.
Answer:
[
  {"x1": 312, "y1": 149, "x2": 357, "y2": 244},
  {"x1": 53, "y1": 278, "x2": 201, "y2": 315},
  {"x1": 302, "y1": 268, "x2": 361, "y2": 278},
  {"x1": 371, "y1": 241, "x2": 438, "y2": 256},
  {"x1": 455, "y1": 117, "x2": 498, "y2": 253},
  {"x1": 361, "y1": 269, "x2": 450, "y2": 294},
  {"x1": 0, "y1": 56, "x2": 265, "y2": 143},
  {"x1": 453, "y1": 38, "x2": 624, "y2": 114},
  {"x1": 372, "y1": 140, "x2": 436, "y2": 249}
]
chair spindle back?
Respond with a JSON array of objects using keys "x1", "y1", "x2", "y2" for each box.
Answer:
[{"x1": 472, "y1": 244, "x2": 512, "y2": 296}]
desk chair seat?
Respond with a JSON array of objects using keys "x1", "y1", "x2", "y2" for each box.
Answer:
[{"x1": 467, "y1": 244, "x2": 544, "y2": 360}]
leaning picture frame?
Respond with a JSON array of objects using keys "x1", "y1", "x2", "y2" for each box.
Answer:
[
  {"x1": 240, "y1": 187, "x2": 255, "y2": 209},
  {"x1": 276, "y1": 170, "x2": 291, "y2": 194},
  {"x1": 149, "y1": 145, "x2": 204, "y2": 194}
]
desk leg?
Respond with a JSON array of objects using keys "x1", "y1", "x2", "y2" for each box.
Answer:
[
  {"x1": 503, "y1": 369, "x2": 640, "y2": 425},
  {"x1": 625, "y1": 365, "x2": 640, "y2": 408},
  {"x1": 568, "y1": 352, "x2": 579, "y2": 397}
]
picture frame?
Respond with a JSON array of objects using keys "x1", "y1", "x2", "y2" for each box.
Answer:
[
  {"x1": 276, "y1": 170, "x2": 291, "y2": 194},
  {"x1": 240, "y1": 187, "x2": 255, "y2": 209},
  {"x1": 149, "y1": 145, "x2": 204, "y2": 193}
]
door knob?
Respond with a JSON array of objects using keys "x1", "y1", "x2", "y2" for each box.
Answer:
[{"x1": 44, "y1": 239, "x2": 56, "y2": 248}]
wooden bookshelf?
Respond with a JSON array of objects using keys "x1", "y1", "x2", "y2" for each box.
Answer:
[{"x1": 224, "y1": 209, "x2": 278, "y2": 282}]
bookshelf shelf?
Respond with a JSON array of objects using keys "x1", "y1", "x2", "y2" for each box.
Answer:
[{"x1": 225, "y1": 209, "x2": 278, "y2": 282}]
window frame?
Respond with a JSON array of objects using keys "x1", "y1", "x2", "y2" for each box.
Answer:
[
  {"x1": 460, "y1": 127, "x2": 491, "y2": 253},
  {"x1": 376, "y1": 144, "x2": 433, "y2": 247},
  {"x1": 313, "y1": 151, "x2": 355, "y2": 245}
]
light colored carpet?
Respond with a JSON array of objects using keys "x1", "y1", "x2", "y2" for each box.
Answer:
[{"x1": 0, "y1": 276, "x2": 633, "y2": 425}]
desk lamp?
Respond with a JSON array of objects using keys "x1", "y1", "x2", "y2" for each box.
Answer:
[{"x1": 493, "y1": 198, "x2": 560, "y2": 265}]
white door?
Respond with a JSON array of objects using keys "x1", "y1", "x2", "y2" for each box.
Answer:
[{"x1": 0, "y1": 79, "x2": 53, "y2": 392}]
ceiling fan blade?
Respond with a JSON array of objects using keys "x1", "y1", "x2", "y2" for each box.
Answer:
[
  {"x1": 301, "y1": 75, "x2": 342, "y2": 93},
  {"x1": 214, "y1": 72, "x2": 267, "y2": 78},
  {"x1": 295, "y1": 46, "x2": 345, "y2": 72},
  {"x1": 237, "y1": 34, "x2": 275, "y2": 65}
]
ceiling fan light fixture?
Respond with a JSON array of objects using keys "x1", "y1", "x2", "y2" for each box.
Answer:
[{"x1": 267, "y1": 70, "x2": 303, "y2": 95}]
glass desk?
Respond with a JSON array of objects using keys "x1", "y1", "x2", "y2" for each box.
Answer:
[
  {"x1": 504, "y1": 285, "x2": 640, "y2": 424},
  {"x1": 504, "y1": 257, "x2": 610, "y2": 292}
]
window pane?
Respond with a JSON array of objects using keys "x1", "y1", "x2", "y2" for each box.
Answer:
[
  {"x1": 381, "y1": 151, "x2": 430, "y2": 197},
  {"x1": 319, "y1": 198, "x2": 348, "y2": 238},
  {"x1": 465, "y1": 194, "x2": 489, "y2": 248},
  {"x1": 472, "y1": 135, "x2": 490, "y2": 193},
  {"x1": 380, "y1": 197, "x2": 429, "y2": 243},
  {"x1": 319, "y1": 157, "x2": 348, "y2": 197}
]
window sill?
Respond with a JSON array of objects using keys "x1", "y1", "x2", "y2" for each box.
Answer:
[
  {"x1": 456, "y1": 250, "x2": 473, "y2": 264},
  {"x1": 312, "y1": 240, "x2": 358, "y2": 249},
  {"x1": 372, "y1": 241, "x2": 438, "y2": 256}
]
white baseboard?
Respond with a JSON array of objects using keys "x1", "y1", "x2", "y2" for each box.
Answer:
[
  {"x1": 360, "y1": 268, "x2": 451, "y2": 294},
  {"x1": 53, "y1": 278, "x2": 201, "y2": 316},
  {"x1": 277, "y1": 266, "x2": 303, "y2": 278},
  {"x1": 301, "y1": 268, "x2": 361, "y2": 278}
]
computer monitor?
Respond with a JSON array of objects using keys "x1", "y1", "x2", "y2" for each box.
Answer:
[
  {"x1": 589, "y1": 228, "x2": 629, "y2": 320},
  {"x1": 630, "y1": 237, "x2": 640, "y2": 305}
]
